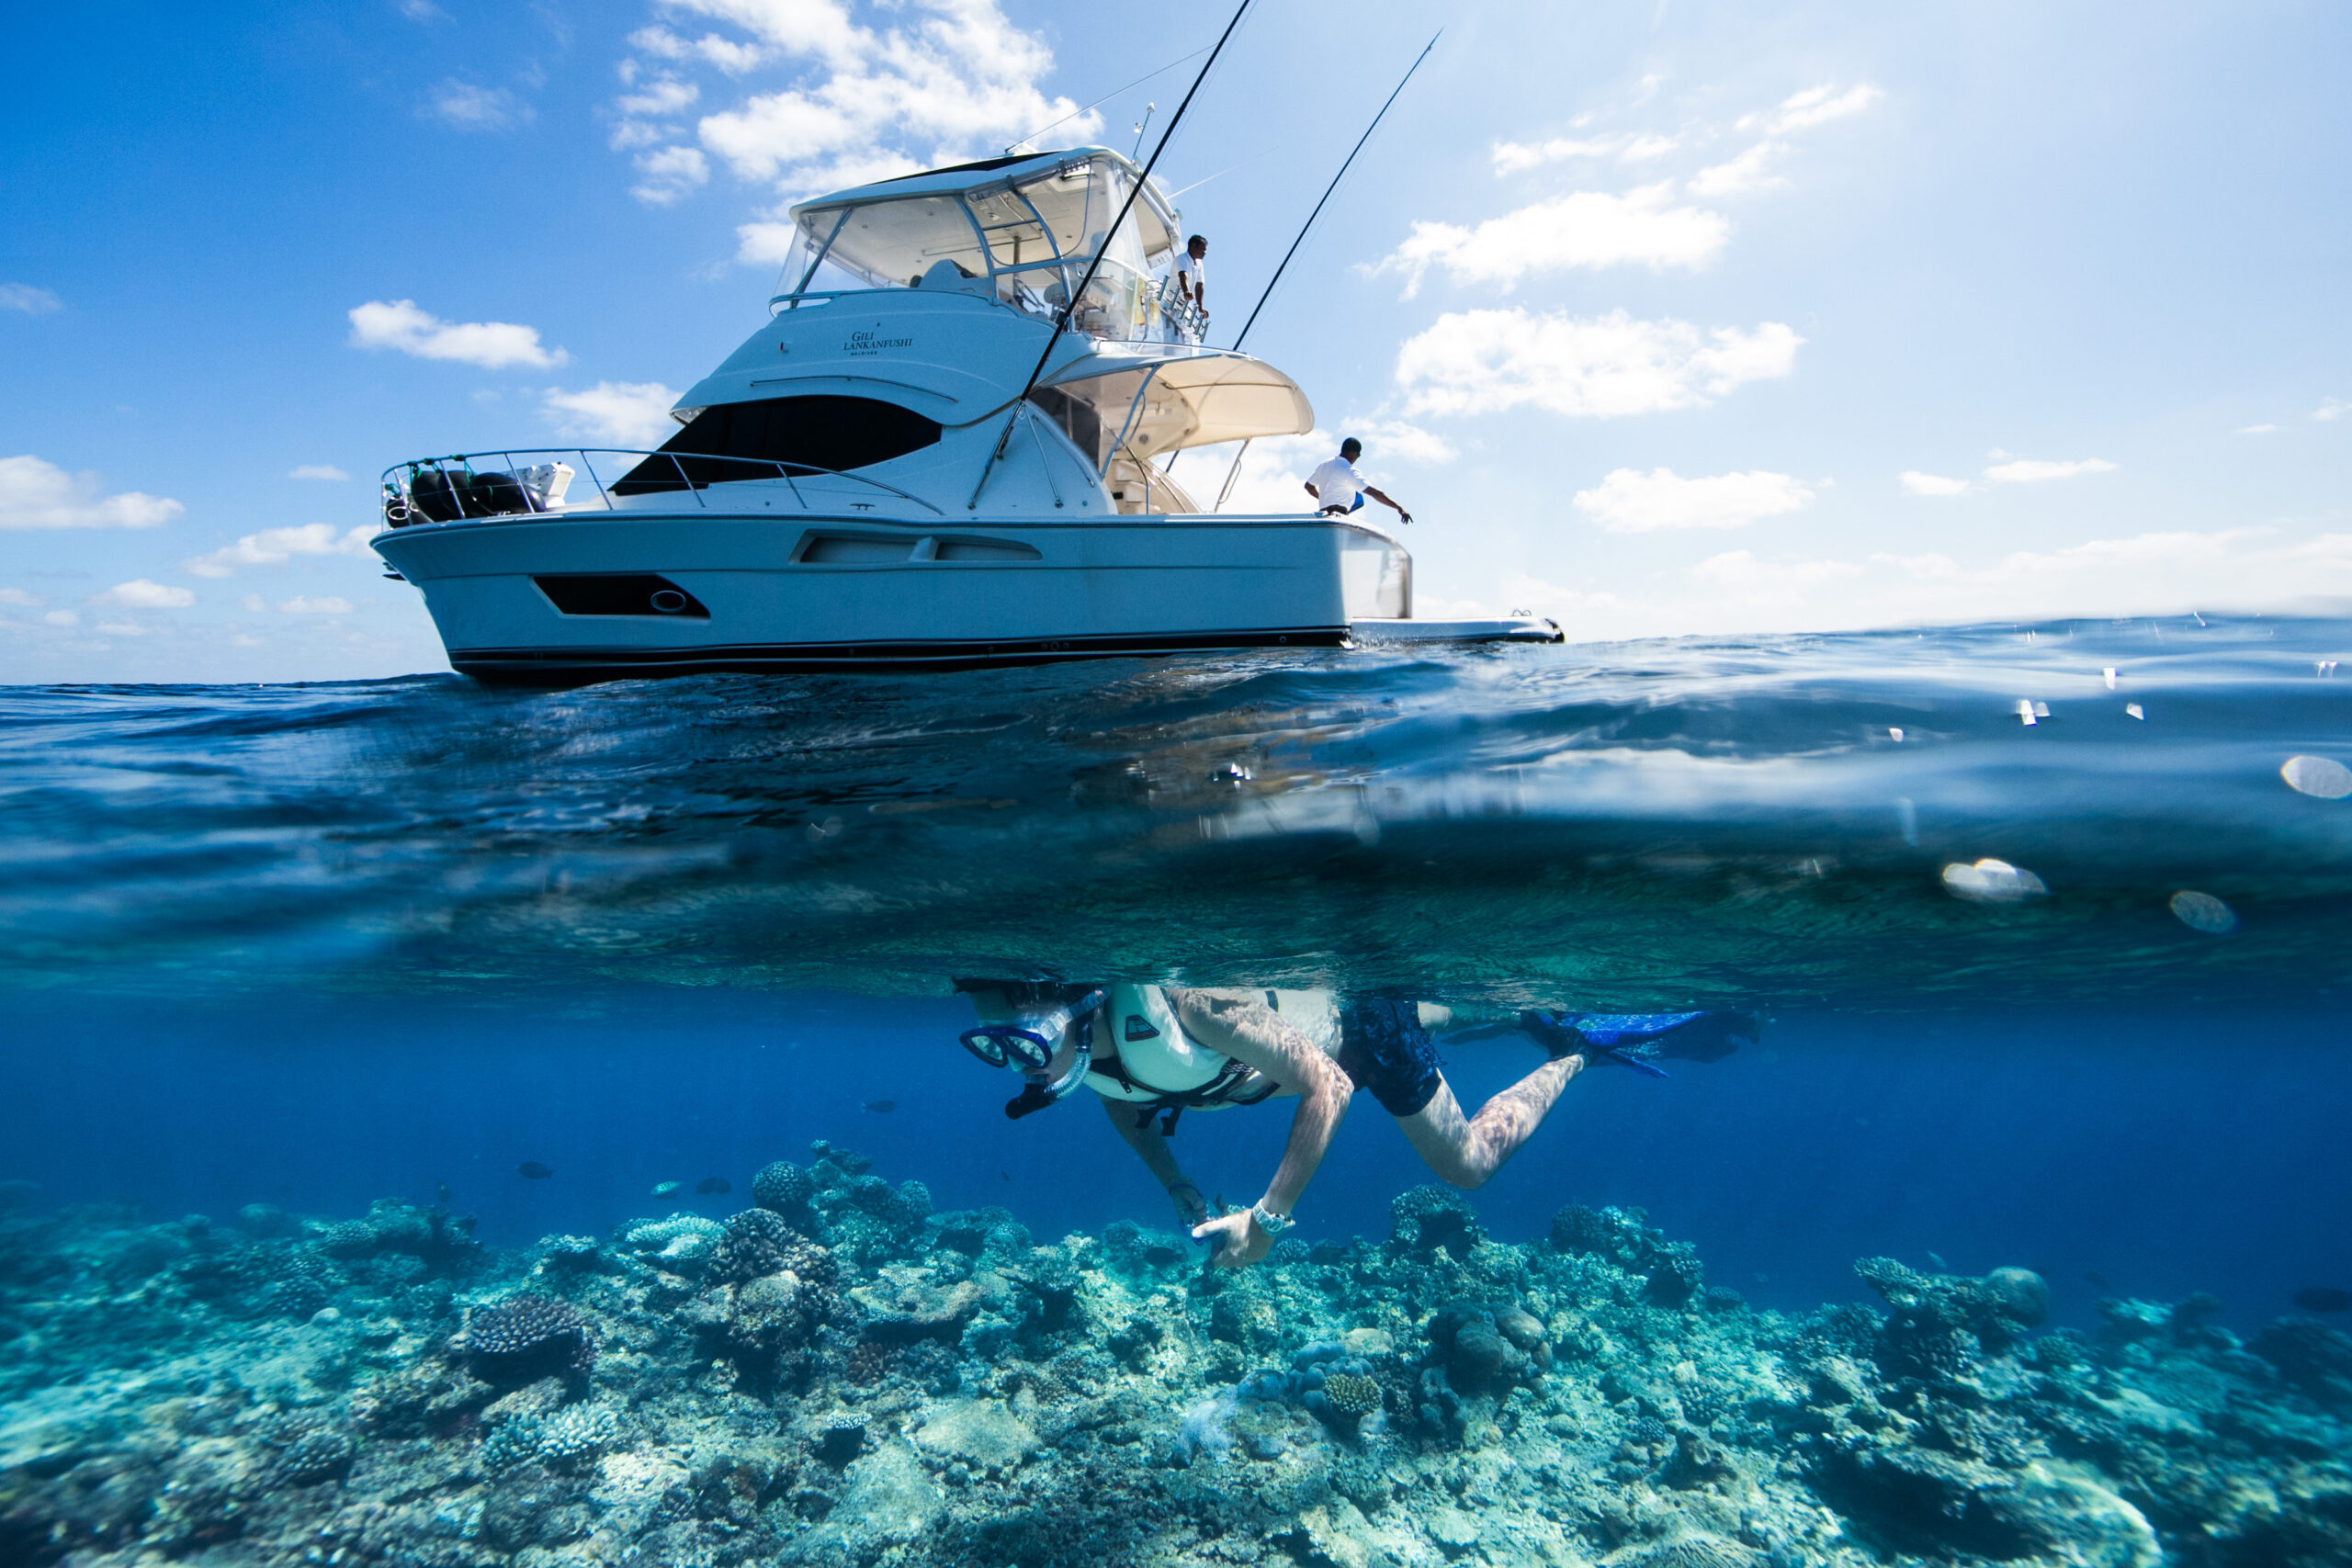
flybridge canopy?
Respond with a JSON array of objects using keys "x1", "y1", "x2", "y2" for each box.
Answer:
[
  {"x1": 772, "y1": 147, "x2": 1187, "y2": 344},
  {"x1": 1038, "y1": 348, "x2": 1314, "y2": 459}
]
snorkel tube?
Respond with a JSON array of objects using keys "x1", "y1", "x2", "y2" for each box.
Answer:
[
  {"x1": 951, "y1": 981, "x2": 1106, "y2": 1120},
  {"x1": 1003, "y1": 995, "x2": 1101, "y2": 1121}
]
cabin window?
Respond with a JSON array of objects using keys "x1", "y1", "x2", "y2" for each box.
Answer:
[{"x1": 615, "y1": 395, "x2": 942, "y2": 493}]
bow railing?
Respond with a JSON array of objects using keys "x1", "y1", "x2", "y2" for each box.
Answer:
[{"x1": 377, "y1": 447, "x2": 943, "y2": 529}]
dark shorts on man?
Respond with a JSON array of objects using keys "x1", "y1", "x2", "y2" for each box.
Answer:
[{"x1": 1334, "y1": 998, "x2": 1443, "y2": 1117}]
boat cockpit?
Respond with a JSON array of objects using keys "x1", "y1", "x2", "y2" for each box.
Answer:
[{"x1": 771, "y1": 148, "x2": 1206, "y2": 345}]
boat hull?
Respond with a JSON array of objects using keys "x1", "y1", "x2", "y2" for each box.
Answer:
[{"x1": 373, "y1": 508, "x2": 1370, "y2": 684}]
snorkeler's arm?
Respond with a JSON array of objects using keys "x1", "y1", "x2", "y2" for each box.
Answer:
[
  {"x1": 1165, "y1": 989, "x2": 1353, "y2": 1268},
  {"x1": 1100, "y1": 1092, "x2": 1208, "y2": 1226}
]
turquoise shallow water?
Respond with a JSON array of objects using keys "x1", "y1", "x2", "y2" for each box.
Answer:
[{"x1": 3, "y1": 615, "x2": 2350, "y2": 1567}]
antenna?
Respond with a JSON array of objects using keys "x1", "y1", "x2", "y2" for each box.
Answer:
[
  {"x1": 1006, "y1": 48, "x2": 1211, "y2": 154},
  {"x1": 1131, "y1": 103, "x2": 1157, "y2": 160},
  {"x1": 968, "y1": 0, "x2": 1255, "y2": 511},
  {"x1": 1230, "y1": 30, "x2": 1439, "y2": 354}
]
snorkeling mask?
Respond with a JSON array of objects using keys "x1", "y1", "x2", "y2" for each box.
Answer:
[
  {"x1": 954, "y1": 983, "x2": 1107, "y2": 1120},
  {"x1": 959, "y1": 987, "x2": 1102, "y2": 1071}
]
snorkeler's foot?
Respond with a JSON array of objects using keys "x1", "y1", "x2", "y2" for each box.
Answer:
[{"x1": 1520, "y1": 1010, "x2": 1589, "y2": 1062}]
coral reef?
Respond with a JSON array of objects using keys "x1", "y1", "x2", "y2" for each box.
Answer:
[{"x1": 2, "y1": 1147, "x2": 2348, "y2": 1568}]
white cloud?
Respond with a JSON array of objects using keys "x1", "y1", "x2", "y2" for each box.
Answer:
[
  {"x1": 1, "y1": 283, "x2": 62, "y2": 314},
  {"x1": 1900, "y1": 470, "x2": 1973, "y2": 497},
  {"x1": 1489, "y1": 133, "x2": 1680, "y2": 175},
  {"x1": 288, "y1": 464, "x2": 350, "y2": 481},
  {"x1": 2314, "y1": 398, "x2": 2349, "y2": 423},
  {"x1": 43, "y1": 609, "x2": 78, "y2": 626},
  {"x1": 92, "y1": 579, "x2": 196, "y2": 609},
  {"x1": 348, "y1": 299, "x2": 565, "y2": 369},
  {"x1": 632, "y1": 144, "x2": 711, "y2": 204},
  {"x1": 1688, "y1": 141, "x2": 1786, "y2": 197},
  {"x1": 277, "y1": 595, "x2": 353, "y2": 615},
  {"x1": 1691, "y1": 549, "x2": 1867, "y2": 600},
  {"x1": 1745, "y1": 83, "x2": 1883, "y2": 135},
  {"x1": 426, "y1": 80, "x2": 532, "y2": 130},
  {"x1": 610, "y1": 0, "x2": 1094, "y2": 231},
  {"x1": 0, "y1": 455, "x2": 185, "y2": 529},
  {"x1": 185, "y1": 523, "x2": 376, "y2": 578},
  {"x1": 1574, "y1": 468, "x2": 1815, "y2": 532},
  {"x1": 1374, "y1": 186, "x2": 1729, "y2": 298},
  {"x1": 2235, "y1": 423, "x2": 2278, "y2": 435},
  {"x1": 1395, "y1": 309, "x2": 1801, "y2": 420},
  {"x1": 1983, "y1": 457, "x2": 2116, "y2": 484},
  {"x1": 399, "y1": 0, "x2": 447, "y2": 18},
  {"x1": 542, "y1": 380, "x2": 684, "y2": 446},
  {"x1": 0, "y1": 588, "x2": 45, "y2": 607},
  {"x1": 617, "y1": 75, "x2": 701, "y2": 117},
  {"x1": 241, "y1": 593, "x2": 267, "y2": 614},
  {"x1": 1349, "y1": 420, "x2": 1459, "y2": 468}
]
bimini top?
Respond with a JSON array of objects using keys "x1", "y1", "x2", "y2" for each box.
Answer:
[
  {"x1": 771, "y1": 146, "x2": 1186, "y2": 345},
  {"x1": 1040, "y1": 346, "x2": 1313, "y2": 457}
]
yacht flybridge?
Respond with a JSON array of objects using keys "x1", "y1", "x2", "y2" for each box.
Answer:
[{"x1": 372, "y1": 147, "x2": 1560, "y2": 683}]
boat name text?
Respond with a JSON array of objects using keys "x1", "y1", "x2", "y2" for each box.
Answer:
[{"x1": 844, "y1": 330, "x2": 913, "y2": 356}]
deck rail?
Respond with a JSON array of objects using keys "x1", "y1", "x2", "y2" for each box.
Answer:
[{"x1": 377, "y1": 447, "x2": 943, "y2": 530}]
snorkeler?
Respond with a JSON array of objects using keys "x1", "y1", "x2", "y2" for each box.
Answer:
[{"x1": 956, "y1": 983, "x2": 1758, "y2": 1269}]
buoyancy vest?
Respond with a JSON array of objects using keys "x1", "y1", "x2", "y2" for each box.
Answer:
[{"x1": 1085, "y1": 985, "x2": 1342, "y2": 1133}]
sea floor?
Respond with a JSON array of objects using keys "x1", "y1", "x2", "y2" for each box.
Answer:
[{"x1": 2, "y1": 1146, "x2": 2347, "y2": 1568}]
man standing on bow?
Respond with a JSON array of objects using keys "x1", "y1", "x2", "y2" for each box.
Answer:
[{"x1": 1305, "y1": 437, "x2": 1412, "y2": 525}]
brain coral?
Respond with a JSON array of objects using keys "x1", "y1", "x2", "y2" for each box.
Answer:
[
  {"x1": 1389, "y1": 1186, "x2": 1482, "y2": 1254},
  {"x1": 1319, "y1": 1371, "x2": 1382, "y2": 1420},
  {"x1": 709, "y1": 1209, "x2": 832, "y2": 1287},
  {"x1": 625, "y1": 1214, "x2": 723, "y2": 1250},
  {"x1": 752, "y1": 1161, "x2": 814, "y2": 1212},
  {"x1": 460, "y1": 1294, "x2": 595, "y2": 1382}
]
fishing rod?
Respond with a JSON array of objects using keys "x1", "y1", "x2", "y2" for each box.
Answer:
[
  {"x1": 1183, "y1": 31, "x2": 1439, "y2": 502},
  {"x1": 1231, "y1": 28, "x2": 1439, "y2": 355},
  {"x1": 968, "y1": 0, "x2": 1254, "y2": 509}
]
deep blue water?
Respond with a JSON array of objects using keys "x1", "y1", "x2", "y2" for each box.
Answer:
[{"x1": 4, "y1": 614, "x2": 2350, "y2": 1335}]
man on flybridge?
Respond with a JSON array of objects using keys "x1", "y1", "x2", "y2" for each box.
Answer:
[{"x1": 1306, "y1": 437, "x2": 1413, "y2": 525}]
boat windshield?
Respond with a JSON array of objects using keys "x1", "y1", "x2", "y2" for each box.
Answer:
[{"x1": 774, "y1": 154, "x2": 1176, "y2": 342}]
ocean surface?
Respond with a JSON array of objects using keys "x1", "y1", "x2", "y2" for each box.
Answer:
[{"x1": 6, "y1": 614, "x2": 2351, "y2": 1567}]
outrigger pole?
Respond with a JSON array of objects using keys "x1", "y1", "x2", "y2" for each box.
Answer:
[
  {"x1": 968, "y1": 0, "x2": 1255, "y2": 510},
  {"x1": 1230, "y1": 30, "x2": 1440, "y2": 355},
  {"x1": 1197, "y1": 30, "x2": 1439, "y2": 505}
]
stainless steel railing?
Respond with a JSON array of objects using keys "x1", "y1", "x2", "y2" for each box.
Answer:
[{"x1": 377, "y1": 447, "x2": 944, "y2": 530}]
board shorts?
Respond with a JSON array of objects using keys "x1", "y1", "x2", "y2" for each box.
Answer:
[{"x1": 1334, "y1": 998, "x2": 1443, "y2": 1118}]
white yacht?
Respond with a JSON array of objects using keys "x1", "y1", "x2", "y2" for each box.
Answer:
[{"x1": 372, "y1": 146, "x2": 1560, "y2": 682}]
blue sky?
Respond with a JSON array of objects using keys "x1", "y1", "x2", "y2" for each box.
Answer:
[{"x1": 3, "y1": 0, "x2": 2346, "y2": 682}]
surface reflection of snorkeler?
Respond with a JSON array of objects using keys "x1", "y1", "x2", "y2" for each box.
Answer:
[{"x1": 956, "y1": 984, "x2": 1760, "y2": 1270}]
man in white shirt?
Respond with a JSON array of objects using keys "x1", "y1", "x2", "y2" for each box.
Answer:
[
  {"x1": 1304, "y1": 438, "x2": 1412, "y2": 524},
  {"x1": 1175, "y1": 234, "x2": 1208, "y2": 318}
]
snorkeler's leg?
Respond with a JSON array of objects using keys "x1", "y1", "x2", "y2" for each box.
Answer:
[
  {"x1": 1100, "y1": 1090, "x2": 1209, "y2": 1227},
  {"x1": 1396, "y1": 1055, "x2": 1582, "y2": 1190}
]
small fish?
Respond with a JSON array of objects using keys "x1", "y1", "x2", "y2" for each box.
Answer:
[
  {"x1": 2086, "y1": 1272, "x2": 2109, "y2": 1290},
  {"x1": 2295, "y1": 1287, "x2": 2352, "y2": 1314},
  {"x1": 516, "y1": 1162, "x2": 555, "y2": 1179},
  {"x1": 1927, "y1": 1252, "x2": 1949, "y2": 1272},
  {"x1": 435, "y1": 1180, "x2": 451, "y2": 1204},
  {"x1": 1001, "y1": 1169, "x2": 1011, "y2": 1182},
  {"x1": 695, "y1": 1177, "x2": 731, "y2": 1195},
  {"x1": 864, "y1": 1100, "x2": 898, "y2": 1113},
  {"x1": 651, "y1": 1180, "x2": 684, "y2": 1201}
]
